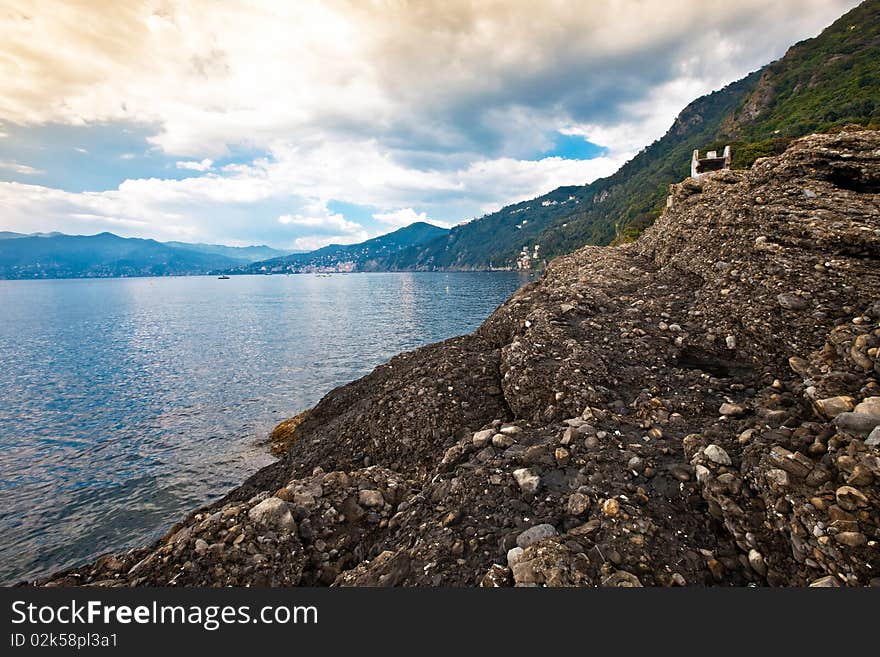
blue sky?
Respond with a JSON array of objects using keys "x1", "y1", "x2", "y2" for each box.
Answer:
[{"x1": 0, "y1": 0, "x2": 861, "y2": 250}]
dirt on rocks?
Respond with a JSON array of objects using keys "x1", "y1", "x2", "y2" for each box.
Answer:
[{"x1": 37, "y1": 129, "x2": 880, "y2": 587}]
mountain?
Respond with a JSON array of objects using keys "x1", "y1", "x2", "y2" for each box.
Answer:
[
  {"x1": 0, "y1": 231, "x2": 64, "y2": 239},
  {"x1": 386, "y1": 0, "x2": 880, "y2": 270},
  {"x1": 0, "y1": 232, "x2": 241, "y2": 279},
  {"x1": 164, "y1": 241, "x2": 292, "y2": 263},
  {"x1": 238, "y1": 222, "x2": 449, "y2": 274}
]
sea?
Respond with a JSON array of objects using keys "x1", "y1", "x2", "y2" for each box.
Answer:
[{"x1": 0, "y1": 271, "x2": 527, "y2": 584}]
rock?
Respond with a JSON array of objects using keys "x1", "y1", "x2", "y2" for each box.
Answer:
[
  {"x1": 506, "y1": 547, "x2": 524, "y2": 567},
  {"x1": 492, "y1": 433, "x2": 514, "y2": 448},
  {"x1": 809, "y1": 575, "x2": 840, "y2": 587},
  {"x1": 511, "y1": 560, "x2": 539, "y2": 586},
  {"x1": 719, "y1": 403, "x2": 746, "y2": 417},
  {"x1": 516, "y1": 524, "x2": 558, "y2": 548},
  {"x1": 835, "y1": 532, "x2": 867, "y2": 548},
  {"x1": 627, "y1": 456, "x2": 646, "y2": 473},
  {"x1": 555, "y1": 447, "x2": 570, "y2": 465},
  {"x1": 767, "y1": 446, "x2": 812, "y2": 479},
  {"x1": 748, "y1": 549, "x2": 767, "y2": 576},
  {"x1": 358, "y1": 489, "x2": 385, "y2": 508},
  {"x1": 248, "y1": 497, "x2": 296, "y2": 533},
  {"x1": 854, "y1": 397, "x2": 880, "y2": 415},
  {"x1": 835, "y1": 486, "x2": 869, "y2": 511},
  {"x1": 777, "y1": 293, "x2": 808, "y2": 310},
  {"x1": 765, "y1": 468, "x2": 790, "y2": 489},
  {"x1": 566, "y1": 492, "x2": 591, "y2": 516},
  {"x1": 837, "y1": 411, "x2": 880, "y2": 437},
  {"x1": 602, "y1": 498, "x2": 620, "y2": 517},
  {"x1": 601, "y1": 570, "x2": 643, "y2": 587},
  {"x1": 472, "y1": 429, "x2": 494, "y2": 448},
  {"x1": 499, "y1": 425, "x2": 521, "y2": 436},
  {"x1": 814, "y1": 396, "x2": 854, "y2": 418},
  {"x1": 480, "y1": 564, "x2": 511, "y2": 587},
  {"x1": 866, "y1": 426, "x2": 880, "y2": 447},
  {"x1": 725, "y1": 335, "x2": 737, "y2": 350},
  {"x1": 512, "y1": 468, "x2": 540, "y2": 495},
  {"x1": 194, "y1": 539, "x2": 209, "y2": 555},
  {"x1": 704, "y1": 444, "x2": 732, "y2": 466}
]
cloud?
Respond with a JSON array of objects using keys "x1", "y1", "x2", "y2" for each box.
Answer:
[
  {"x1": 292, "y1": 233, "x2": 368, "y2": 251},
  {"x1": 74, "y1": 147, "x2": 88, "y2": 154},
  {"x1": 0, "y1": 161, "x2": 45, "y2": 175},
  {"x1": 278, "y1": 204, "x2": 364, "y2": 235},
  {"x1": 120, "y1": 153, "x2": 136, "y2": 160},
  {"x1": 176, "y1": 158, "x2": 214, "y2": 171},
  {"x1": 0, "y1": 0, "x2": 863, "y2": 246},
  {"x1": 373, "y1": 207, "x2": 448, "y2": 228}
]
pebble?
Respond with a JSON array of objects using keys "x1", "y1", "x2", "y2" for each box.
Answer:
[
  {"x1": 747, "y1": 549, "x2": 766, "y2": 576},
  {"x1": 358, "y1": 489, "x2": 385, "y2": 508},
  {"x1": 719, "y1": 403, "x2": 746, "y2": 417},
  {"x1": 835, "y1": 485, "x2": 869, "y2": 511},
  {"x1": 492, "y1": 433, "x2": 514, "y2": 449},
  {"x1": 513, "y1": 468, "x2": 540, "y2": 495},
  {"x1": 704, "y1": 444, "x2": 732, "y2": 466},
  {"x1": 835, "y1": 531, "x2": 867, "y2": 548},
  {"x1": 516, "y1": 524, "x2": 558, "y2": 548},
  {"x1": 809, "y1": 575, "x2": 840, "y2": 587},
  {"x1": 866, "y1": 425, "x2": 880, "y2": 447},
  {"x1": 248, "y1": 497, "x2": 297, "y2": 533},
  {"x1": 602, "y1": 498, "x2": 620, "y2": 517},
  {"x1": 764, "y1": 468, "x2": 790, "y2": 489},
  {"x1": 472, "y1": 429, "x2": 494, "y2": 448},
  {"x1": 777, "y1": 293, "x2": 808, "y2": 311},
  {"x1": 567, "y1": 492, "x2": 591, "y2": 516},
  {"x1": 836, "y1": 411, "x2": 880, "y2": 436},
  {"x1": 814, "y1": 396, "x2": 854, "y2": 418},
  {"x1": 507, "y1": 547, "x2": 524, "y2": 567}
]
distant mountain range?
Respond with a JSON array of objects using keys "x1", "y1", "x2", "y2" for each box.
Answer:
[
  {"x1": 0, "y1": 232, "x2": 290, "y2": 279},
  {"x1": 0, "y1": 224, "x2": 447, "y2": 279},
  {"x1": 233, "y1": 222, "x2": 449, "y2": 274}
]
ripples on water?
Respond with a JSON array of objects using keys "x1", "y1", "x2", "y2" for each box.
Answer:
[{"x1": 0, "y1": 271, "x2": 526, "y2": 584}]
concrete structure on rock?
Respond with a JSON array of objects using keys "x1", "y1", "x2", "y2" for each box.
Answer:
[{"x1": 691, "y1": 145, "x2": 731, "y2": 177}]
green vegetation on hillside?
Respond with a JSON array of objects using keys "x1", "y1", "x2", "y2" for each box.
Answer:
[{"x1": 388, "y1": 0, "x2": 880, "y2": 268}]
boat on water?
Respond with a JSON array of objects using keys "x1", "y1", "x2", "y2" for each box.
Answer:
[{"x1": 218, "y1": 275, "x2": 230, "y2": 279}]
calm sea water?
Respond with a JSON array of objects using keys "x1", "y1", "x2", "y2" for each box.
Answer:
[{"x1": 0, "y1": 271, "x2": 526, "y2": 584}]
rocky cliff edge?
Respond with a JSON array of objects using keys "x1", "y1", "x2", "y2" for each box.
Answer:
[{"x1": 40, "y1": 129, "x2": 880, "y2": 587}]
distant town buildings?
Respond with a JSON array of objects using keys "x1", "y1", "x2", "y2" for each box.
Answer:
[{"x1": 517, "y1": 244, "x2": 540, "y2": 270}]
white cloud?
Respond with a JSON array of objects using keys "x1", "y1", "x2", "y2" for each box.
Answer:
[
  {"x1": 292, "y1": 233, "x2": 368, "y2": 251},
  {"x1": 0, "y1": 1, "x2": 859, "y2": 157},
  {"x1": 74, "y1": 147, "x2": 89, "y2": 154},
  {"x1": 277, "y1": 204, "x2": 363, "y2": 235},
  {"x1": 372, "y1": 207, "x2": 450, "y2": 228},
  {"x1": 176, "y1": 158, "x2": 214, "y2": 171},
  {"x1": 0, "y1": 1, "x2": 863, "y2": 246},
  {"x1": 120, "y1": 153, "x2": 136, "y2": 160},
  {"x1": 0, "y1": 161, "x2": 45, "y2": 175}
]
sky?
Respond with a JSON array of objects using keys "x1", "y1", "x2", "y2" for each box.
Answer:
[{"x1": 0, "y1": 0, "x2": 863, "y2": 250}]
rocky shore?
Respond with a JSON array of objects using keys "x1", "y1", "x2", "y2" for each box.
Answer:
[{"x1": 38, "y1": 129, "x2": 880, "y2": 587}]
